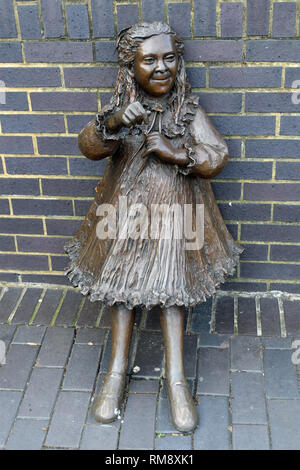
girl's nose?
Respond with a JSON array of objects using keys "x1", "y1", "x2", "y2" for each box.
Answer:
[{"x1": 155, "y1": 58, "x2": 167, "y2": 72}]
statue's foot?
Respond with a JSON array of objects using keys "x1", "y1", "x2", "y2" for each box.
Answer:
[
  {"x1": 166, "y1": 378, "x2": 198, "y2": 432},
  {"x1": 93, "y1": 371, "x2": 126, "y2": 424}
]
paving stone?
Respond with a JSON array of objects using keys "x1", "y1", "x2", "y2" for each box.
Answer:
[
  {"x1": 0, "y1": 324, "x2": 16, "y2": 348},
  {"x1": 230, "y1": 336, "x2": 262, "y2": 371},
  {"x1": 155, "y1": 435, "x2": 192, "y2": 450},
  {"x1": 63, "y1": 343, "x2": 102, "y2": 391},
  {"x1": 0, "y1": 390, "x2": 23, "y2": 448},
  {"x1": 75, "y1": 327, "x2": 105, "y2": 345},
  {"x1": 32, "y1": 289, "x2": 63, "y2": 325},
  {"x1": 12, "y1": 325, "x2": 46, "y2": 344},
  {"x1": 194, "y1": 396, "x2": 230, "y2": 450},
  {"x1": 197, "y1": 347, "x2": 229, "y2": 395},
  {"x1": 0, "y1": 344, "x2": 38, "y2": 390},
  {"x1": 156, "y1": 396, "x2": 176, "y2": 434},
  {"x1": 131, "y1": 331, "x2": 164, "y2": 378},
  {"x1": 80, "y1": 424, "x2": 119, "y2": 450},
  {"x1": 11, "y1": 288, "x2": 43, "y2": 325},
  {"x1": 0, "y1": 287, "x2": 23, "y2": 322},
  {"x1": 231, "y1": 371, "x2": 267, "y2": 424},
  {"x1": 191, "y1": 298, "x2": 212, "y2": 333},
  {"x1": 45, "y1": 391, "x2": 91, "y2": 448},
  {"x1": 183, "y1": 335, "x2": 198, "y2": 379},
  {"x1": 18, "y1": 368, "x2": 64, "y2": 419},
  {"x1": 268, "y1": 399, "x2": 300, "y2": 450},
  {"x1": 283, "y1": 301, "x2": 300, "y2": 336},
  {"x1": 263, "y1": 349, "x2": 299, "y2": 398},
  {"x1": 129, "y1": 379, "x2": 159, "y2": 394},
  {"x1": 76, "y1": 299, "x2": 102, "y2": 327},
  {"x1": 238, "y1": 297, "x2": 257, "y2": 335},
  {"x1": 260, "y1": 298, "x2": 281, "y2": 336},
  {"x1": 54, "y1": 290, "x2": 82, "y2": 326},
  {"x1": 232, "y1": 424, "x2": 270, "y2": 450},
  {"x1": 262, "y1": 337, "x2": 292, "y2": 349},
  {"x1": 36, "y1": 327, "x2": 74, "y2": 368},
  {"x1": 215, "y1": 297, "x2": 234, "y2": 334},
  {"x1": 5, "y1": 419, "x2": 48, "y2": 450},
  {"x1": 198, "y1": 332, "x2": 230, "y2": 348},
  {"x1": 119, "y1": 393, "x2": 157, "y2": 450}
]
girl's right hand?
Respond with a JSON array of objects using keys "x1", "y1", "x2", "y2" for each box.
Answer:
[{"x1": 121, "y1": 102, "x2": 148, "y2": 127}]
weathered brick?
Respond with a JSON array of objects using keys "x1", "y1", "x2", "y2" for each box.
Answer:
[
  {"x1": 283, "y1": 300, "x2": 300, "y2": 336},
  {"x1": 272, "y1": 2, "x2": 296, "y2": 38},
  {"x1": 142, "y1": 0, "x2": 165, "y2": 22},
  {"x1": 247, "y1": 40, "x2": 300, "y2": 62},
  {"x1": 241, "y1": 262, "x2": 300, "y2": 281},
  {"x1": 215, "y1": 296, "x2": 234, "y2": 334},
  {"x1": 63, "y1": 343, "x2": 101, "y2": 391},
  {"x1": 24, "y1": 42, "x2": 93, "y2": 63},
  {"x1": 18, "y1": 4, "x2": 42, "y2": 40},
  {"x1": 37, "y1": 137, "x2": 79, "y2": 155},
  {"x1": 12, "y1": 325, "x2": 46, "y2": 344},
  {"x1": 0, "y1": 43, "x2": 22, "y2": 62},
  {"x1": 51, "y1": 255, "x2": 68, "y2": 271},
  {"x1": 0, "y1": 254, "x2": 48, "y2": 272},
  {"x1": 0, "y1": 199, "x2": 10, "y2": 214},
  {"x1": 194, "y1": 0, "x2": 216, "y2": 36},
  {"x1": 218, "y1": 203, "x2": 271, "y2": 222},
  {"x1": 0, "y1": 217, "x2": 43, "y2": 234},
  {"x1": 64, "y1": 67, "x2": 118, "y2": 88},
  {"x1": 95, "y1": 42, "x2": 116, "y2": 62},
  {"x1": 0, "y1": 287, "x2": 23, "y2": 323},
  {"x1": 194, "y1": 396, "x2": 230, "y2": 450},
  {"x1": 244, "y1": 183, "x2": 300, "y2": 202},
  {"x1": 54, "y1": 290, "x2": 82, "y2": 326},
  {"x1": 0, "y1": 391, "x2": 23, "y2": 448},
  {"x1": 36, "y1": 327, "x2": 74, "y2": 368},
  {"x1": 169, "y1": 3, "x2": 192, "y2": 38},
  {"x1": 197, "y1": 92, "x2": 242, "y2": 113},
  {"x1": 31, "y1": 92, "x2": 97, "y2": 112},
  {"x1": 274, "y1": 204, "x2": 300, "y2": 223},
  {"x1": 210, "y1": 67, "x2": 282, "y2": 88},
  {"x1": 285, "y1": 67, "x2": 300, "y2": 87},
  {"x1": 245, "y1": 92, "x2": 296, "y2": 112},
  {"x1": 11, "y1": 288, "x2": 43, "y2": 324},
  {"x1": 5, "y1": 157, "x2": 67, "y2": 175},
  {"x1": 232, "y1": 424, "x2": 269, "y2": 450},
  {"x1": 1, "y1": 177, "x2": 40, "y2": 197},
  {"x1": 210, "y1": 115, "x2": 275, "y2": 136},
  {"x1": 247, "y1": 0, "x2": 270, "y2": 36},
  {"x1": 270, "y1": 283, "x2": 300, "y2": 294},
  {"x1": 240, "y1": 244, "x2": 268, "y2": 261},
  {"x1": 155, "y1": 435, "x2": 192, "y2": 451},
  {"x1": 17, "y1": 236, "x2": 68, "y2": 254},
  {"x1": 42, "y1": 178, "x2": 98, "y2": 197},
  {"x1": 276, "y1": 162, "x2": 300, "y2": 180},
  {"x1": 242, "y1": 223, "x2": 300, "y2": 242},
  {"x1": 67, "y1": 115, "x2": 95, "y2": 134},
  {"x1": 268, "y1": 400, "x2": 300, "y2": 450},
  {"x1": 91, "y1": 0, "x2": 114, "y2": 38},
  {"x1": 215, "y1": 161, "x2": 272, "y2": 180},
  {"x1": 74, "y1": 200, "x2": 93, "y2": 217},
  {"x1": 21, "y1": 273, "x2": 68, "y2": 286},
  {"x1": 66, "y1": 4, "x2": 90, "y2": 39},
  {"x1": 117, "y1": 4, "x2": 139, "y2": 32},
  {"x1": 0, "y1": 343, "x2": 38, "y2": 390},
  {"x1": 0, "y1": 0, "x2": 17, "y2": 38},
  {"x1": 1, "y1": 115, "x2": 65, "y2": 134},
  {"x1": 80, "y1": 424, "x2": 119, "y2": 450},
  {"x1": 211, "y1": 182, "x2": 241, "y2": 201},
  {"x1": 0, "y1": 67, "x2": 61, "y2": 87},
  {"x1": 0, "y1": 273, "x2": 18, "y2": 283},
  {"x1": 245, "y1": 139, "x2": 300, "y2": 159},
  {"x1": 41, "y1": 0, "x2": 65, "y2": 38},
  {"x1": 264, "y1": 349, "x2": 299, "y2": 397},
  {"x1": 280, "y1": 117, "x2": 300, "y2": 136},
  {"x1": 133, "y1": 331, "x2": 164, "y2": 378},
  {"x1": 5, "y1": 418, "x2": 48, "y2": 450},
  {"x1": 226, "y1": 139, "x2": 241, "y2": 157},
  {"x1": 231, "y1": 336, "x2": 262, "y2": 371},
  {"x1": 0, "y1": 92, "x2": 28, "y2": 111},
  {"x1": 12, "y1": 198, "x2": 72, "y2": 216},
  {"x1": 221, "y1": 3, "x2": 243, "y2": 38},
  {"x1": 226, "y1": 223, "x2": 239, "y2": 240},
  {"x1": 69, "y1": 157, "x2": 106, "y2": 177},
  {"x1": 46, "y1": 219, "x2": 81, "y2": 237},
  {"x1": 32, "y1": 289, "x2": 63, "y2": 325},
  {"x1": 231, "y1": 371, "x2": 267, "y2": 423},
  {"x1": 0, "y1": 235, "x2": 15, "y2": 252},
  {"x1": 238, "y1": 297, "x2": 257, "y2": 335},
  {"x1": 184, "y1": 40, "x2": 242, "y2": 62},
  {"x1": 186, "y1": 67, "x2": 206, "y2": 88}
]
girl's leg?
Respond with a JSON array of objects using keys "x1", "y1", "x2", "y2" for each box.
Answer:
[
  {"x1": 93, "y1": 303, "x2": 135, "y2": 423},
  {"x1": 160, "y1": 305, "x2": 198, "y2": 432}
]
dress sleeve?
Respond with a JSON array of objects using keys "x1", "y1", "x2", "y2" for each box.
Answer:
[
  {"x1": 78, "y1": 115, "x2": 120, "y2": 161},
  {"x1": 180, "y1": 106, "x2": 229, "y2": 178}
]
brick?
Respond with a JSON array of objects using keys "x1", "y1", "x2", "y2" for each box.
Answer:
[
  {"x1": 191, "y1": 298, "x2": 212, "y2": 333},
  {"x1": 142, "y1": 0, "x2": 165, "y2": 22},
  {"x1": 0, "y1": 43, "x2": 22, "y2": 63},
  {"x1": 0, "y1": 68, "x2": 61, "y2": 87},
  {"x1": 0, "y1": 391, "x2": 23, "y2": 448},
  {"x1": 12, "y1": 288, "x2": 43, "y2": 325},
  {"x1": 245, "y1": 92, "x2": 297, "y2": 113},
  {"x1": 232, "y1": 424, "x2": 269, "y2": 450},
  {"x1": 226, "y1": 223, "x2": 238, "y2": 241},
  {"x1": 54, "y1": 291, "x2": 83, "y2": 326},
  {"x1": 76, "y1": 299, "x2": 102, "y2": 327},
  {"x1": 197, "y1": 347, "x2": 229, "y2": 395},
  {"x1": 272, "y1": 2, "x2": 296, "y2": 38},
  {"x1": 24, "y1": 42, "x2": 93, "y2": 63},
  {"x1": 247, "y1": 0, "x2": 270, "y2": 36},
  {"x1": 184, "y1": 40, "x2": 243, "y2": 62},
  {"x1": 1, "y1": 178, "x2": 40, "y2": 196},
  {"x1": 42, "y1": 178, "x2": 98, "y2": 197},
  {"x1": 17, "y1": 236, "x2": 69, "y2": 254},
  {"x1": 211, "y1": 182, "x2": 241, "y2": 201},
  {"x1": 280, "y1": 117, "x2": 300, "y2": 136},
  {"x1": 219, "y1": 203, "x2": 271, "y2": 222},
  {"x1": 240, "y1": 244, "x2": 268, "y2": 261},
  {"x1": 264, "y1": 349, "x2": 299, "y2": 398},
  {"x1": 117, "y1": 4, "x2": 139, "y2": 32},
  {"x1": 194, "y1": 396, "x2": 230, "y2": 450},
  {"x1": 46, "y1": 219, "x2": 82, "y2": 237},
  {"x1": 119, "y1": 393, "x2": 157, "y2": 450},
  {"x1": 100, "y1": 92, "x2": 113, "y2": 107},
  {"x1": 246, "y1": 40, "x2": 300, "y2": 62},
  {"x1": 285, "y1": 67, "x2": 300, "y2": 87},
  {"x1": 276, "y1": 162, "x2": 300, "y2": 180},
  {"x1": 216, "y1": 161, "x2": 272, "y2": 180},
  {"x1": 0, "y1": 344, "x2": 38, "y2": 389},
  {"x1": 244, "y1": 183, "x2": 300, "y2": 202},
  {"x1": 36, "y1": 327, "x2": 74, "y2": 368},
  {"x1": 186, "y1": 67, "x2": 206, "y2": 88},
  {"x1": 0, "y1": 217, "x2": 43, "y2": 234},
  {"x1": 197, "y1": 92, "x2": 242, "y2": 113},
  {"x1": 198, "y1": 332, "x2": 229, "y2": 348},
  {"x1": 169, "y1": 3, "x2": 192, "y2": 38},
  {"x1": 274, "y1": 204, "x2": 300, "y2": 223},
  {"x1": 91, "y1": 0, "x2": 114, "y2": 38},
  {"x1": 245, "y1": 139, "x2": 300, "y2": 159},
  {"x1": 183, "y1": 335, "x2": 198, "y2": 379},
  {"x1": 231, "y1": 336, "x2": 262, "y2": 371},
  {"x1": 69, "y1": 157, "x2": 107, "y2": 177},
  {"x1": 221, "y1": 3, "x2": 243, "y2": 38},
  {"x1": 0, "y1": 0, "x2": 17, "y2": 38},
  {"x1": 12, "y1": 325, "x2": 46, "y2": 344},
  {"x1": 0, "y1": 236, "x2": 15, "y2": 252},
  {"x1": 0, "y1": 273, "x2": 18, "y2": 283},
  {"x1": 32, "y1": 289, "x2": 63, "y2": 325},
  {"x1": 268, "y1": 400, "x2": 300, "y2": 450},
  {"x1": 45, "y1": 390, "x2": 91, "y2": 448},
  {"x1": 155, "y1": 435, "x2": 192, "y2": 451},
  {"x1": 67, "y1": 115, "x2": 95, "y2": 134},
  {"x1": 63, "y1": 344, "x2": 101, "y2": 391},
  {"x1": 18, "y1": 4, "x2": 42, "y2": 40},
  {"x1": 262, "y1": 337, "x2": 292, "y2": 350},
  {"x1": 215, "y1": 296, "x2": 234, "y2": 334},
  {"x1": 41, "y1": 0, "x2": 65, "y2": 38},
  {"x1": 0, "y1": 93, "x2": 28, "y2": 111},
  {"x1": 5, "y1": 418, "x2": 48, "y2": 450},
  {"x1": 0, "y1": 325, "x2": 16, "y2": 348},
  {"x1": 210, "y1": 116, "x2": 275, "y2": 136},
  {"x1": 74, "y1": 200, "x2": 93, "y2": 217},
  {"x1": 238, "y1": 297, "x2": 257, "y2": 335},
  {"x1": 231, "y1": 371, "x2": 267, "y2": 424},
  {"x1": 210, "y1": 67, "x2": 282, "y2": 88},
  {"x1": 80, "y1": 424, "x2": 119, "y2": 450},
  {"x1": 260, "y1": 298, "x2": 281, "y2": 336},
  {"x1": 271, "y1": 245, "x2": 300, "y2": 262},
  {"x1": 95, "y1": 41, "x2": 116, "y2": 62},
  {"x1": 50, "y1": 255, "x2": 67, "y2": 271},
  {"x1": 156, "y1": 396, "x2": 178, "y2": 433},
  {"x1": 241, "y1": 262, "x2": 300, "y2": 281},
  {"x1": 66, "y1": 4, "x2": 90, "y2": 39},
  {"x1": 1, "y1": 114, "x2": 65, "y2": 134},
  {"x1": 132, "y1": 331, "x2": 164, "y2": 378},
  {"x1": 0, "y1": 287, "x2": 23, "y2": 323},
  {"x1": 282, "y1": 301, "x2": 300, "y2": 336},
  {"x1": 5, "y1": 157, "x2": 67, "y2": 176},
  {"x1": 37, "y1": 137, "x2": 79, "y2": 155},
  {"x1": 194, "y1": 0, "x2": 216, "y2": 36},
  {"x1": 75, "y1": 328, "x2": 105, "y2": 345},
  {"x1": 21, "y1": 273, "x2": 68, "y2": 286},
  {"x1": 12, "y1": 198, "x2": 72, "y2": 217},
  {"x1": 0, "y1": 254, "x2": 48, "y2": 272},
  {"x1": 64, "y1": 67, "x2": 118, "y2": 88},
  {"x1": 129, "y1": 379, "x2": 159, "y2": 394},
  {"x1": 31, "y1": 92, "x2": 97, "y2": 112},
  {"x1": 221, "y1": 280, "x2": 268, "y2": 292}
]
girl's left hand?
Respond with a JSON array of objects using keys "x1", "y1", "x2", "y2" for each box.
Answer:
[{"x1": 141, "y1": 132, "x2": 177, "y2": 164}]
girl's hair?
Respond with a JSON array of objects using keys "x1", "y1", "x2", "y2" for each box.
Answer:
[{"x1": 102, "y1": 22, "x2": 191, "y2": 124}]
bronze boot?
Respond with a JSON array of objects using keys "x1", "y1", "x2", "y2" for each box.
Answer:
[
  {"x1": 166, "y1": 378, "x2": 198, "y2": 432},
  {"x1": 93, "y1": 371, "x2": 126, "y2": 423}
]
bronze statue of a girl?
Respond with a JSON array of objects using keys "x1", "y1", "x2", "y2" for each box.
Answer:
[{"x1": 64, "y1": 22, "x2": 242, "y2": 432}]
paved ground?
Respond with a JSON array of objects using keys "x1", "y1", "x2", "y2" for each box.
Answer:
[{"x1": 0, "y1": 283, "x2": 300, "y2": 450}]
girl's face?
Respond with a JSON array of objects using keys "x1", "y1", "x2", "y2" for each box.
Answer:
[{"x1": 131, "y1": 34, "x2": 178, "y2": 98}]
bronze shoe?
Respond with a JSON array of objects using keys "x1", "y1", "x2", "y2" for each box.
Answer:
[
  {"x1": 166, "y1": 379, "x2": 198, "y2": 432},
  {"x1": 93, "y1": 371, "x2": 126, "y2": 424}
]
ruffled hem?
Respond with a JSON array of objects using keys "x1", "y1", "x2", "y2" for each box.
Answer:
[{"x1": 64, "y1": 237, "x2": 243, "y2": 310}]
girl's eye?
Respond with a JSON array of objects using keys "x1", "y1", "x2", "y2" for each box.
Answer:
[
  {"x1": 143, "y1": 57, "x2": 155, "y2": 64},
  {"x1": 165, "y1": 55, "x2": 175, "y2": 62}
]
